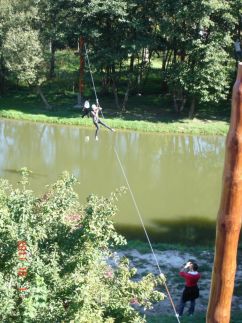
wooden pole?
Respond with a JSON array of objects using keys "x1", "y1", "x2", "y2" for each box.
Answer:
[
  {"x1": 79, "y1": 36, "x2": 85, "y2": 99},
  {"x1": 206, "y1": 62, "x2": 242, "y2": 323},
  {"x1": 74, "y1": 36, "x2": 85, "y2": 108}
]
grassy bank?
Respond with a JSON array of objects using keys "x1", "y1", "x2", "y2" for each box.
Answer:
[
  {"x1": 0, "y1": 91, "x2": 229, "y2": 135},
  {"x1": 121, "y1": 240, "x2": 215, "y2": 254},
  {"x1": 147, "y1": 312, "x2": 242, "y2": 323},
  {"x1": 123, "y1": 236, "x2": 242, "y2": 257}
]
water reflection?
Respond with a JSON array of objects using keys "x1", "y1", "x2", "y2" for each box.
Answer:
[{"x1": 0, "y1": 119, "x2": 225, "y2": 243}]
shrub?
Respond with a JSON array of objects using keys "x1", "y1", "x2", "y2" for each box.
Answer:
[{"x1": 0, "y1": 169, "x2": 165, "y2": 322}]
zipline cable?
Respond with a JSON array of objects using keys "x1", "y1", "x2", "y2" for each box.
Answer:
[
  {"x1": 84, "y1": 39, "x2": 180, "y2": 322},
  {"x1": 84, "y1": 43, "x2": 104, "y2": 118},
  {"x1": 114, "y1": 147, "x2": 181, "y2": 323}
]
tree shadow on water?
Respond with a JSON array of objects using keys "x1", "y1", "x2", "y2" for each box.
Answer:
[{"x1": 116, "y1": 217, "x2": 217, "y2": 246}]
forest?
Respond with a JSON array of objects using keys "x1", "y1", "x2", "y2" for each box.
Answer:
[{"x1": 0, "y1": 0, "x2": 241, "y2": 119}]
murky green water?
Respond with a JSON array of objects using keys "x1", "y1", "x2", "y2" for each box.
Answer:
[{"x1": 0, "y1": 119, "x2": 225, "y2": 244}]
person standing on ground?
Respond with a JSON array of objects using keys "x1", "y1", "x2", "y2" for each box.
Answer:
[
  {"x1": 178, "y1": 260, "x2": 201, "y2": 317},
  {"x1": 91, "y1": 103, "x2": 114, "y2": 140}
]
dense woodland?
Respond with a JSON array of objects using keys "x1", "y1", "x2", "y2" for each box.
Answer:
[{"x1": 0, "y1": 0, "x2": 241, "y2": 117}]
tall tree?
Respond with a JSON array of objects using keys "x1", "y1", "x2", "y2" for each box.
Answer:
[
  {"x1": 61, "y1": 0, "x2": 128, "y2": 108},
  {"x1": 158, "y1": 0, "x2": 236, "y2": 117},
  {"x1": 3, "y1": 25, "x2": 51, "y2": 109},
  {"x1": 0, "y1": 0, "x2": 16, "y2": 93},
  {"x1": 37, "y1": 0, "x2": 68, "y2": 78},
  {"x1": 1, "y1": 0, "x2": 52, "y2": 108},
  {"x1": 76, "y1": 0, "x2": 160, "y2": 110}
]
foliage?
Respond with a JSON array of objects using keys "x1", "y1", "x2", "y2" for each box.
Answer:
[
  {"x1": 0, "y1": 170, "x2": 165, "y2": 322},
  {"x1": 0, "y1": 0, "x2": 240, "y2": 116},
  {"x1": 3, "y1": 25, "x2": 45, "y2": 85},
  {"x1": 161, "y1": 0, "x2": 236, "y2": 116}
]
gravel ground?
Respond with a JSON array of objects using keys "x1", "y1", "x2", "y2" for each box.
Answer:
[{"x1": 117, "y1": 248, "x2": 242, "y2": 316}]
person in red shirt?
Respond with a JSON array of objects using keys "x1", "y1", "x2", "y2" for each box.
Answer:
[{"x1": 178, "y1": 260, "x2": 201, "y2": 317}]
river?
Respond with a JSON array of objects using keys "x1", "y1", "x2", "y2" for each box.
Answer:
[{"x1": 0, "y1": 119, "x2": 225, "y2": 244}]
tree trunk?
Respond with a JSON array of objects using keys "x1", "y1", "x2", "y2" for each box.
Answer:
[
  {"x1": 36, "y1": 86, "x2": 52, "y2": 110},
  {"x1": 100, "y1": 67, "x2": 110, "y2": 95},
  {"x1": 173, "y1": 90, "x2": 187, "y2": 113},
  {"x1": 122, "y1": 79, "x2": 131, "y2": 112},
  {"x1": 137, "y1": 48, "x2": 150, "y2": 94},
  {"x1": 110, "y1": 64, "x2": 120, "y2": 109},
  {"x1": 49, "y1": 39, "x2": 56, "y2": 79},
  {"x1": 188, "y1": 97, "x2": 195, "y2": 119},
  {"x1": 129, "y1": 54, "x2": 135, "y2": 73},
  {"x1": 173, "y1": 92, "x2": 179, "y2": 112},
  {"x1": 162, "y1": 50, "x2": 172, "y2": 71},
  {"x1": 112, "y1": 80, "x2": 120, "y2": 110},
  {"x1": 141, "y1": 49, "x2": 154, "y2": 92},
  {"x1": 206, "y1": 63, "x2": 242, "y2": 323},
  {"x1": 180, "y1": 97, "x2": 187, "y2": 112},
  {"x1": 161, "y1": 50, "x2": 172, "y2": 92},
  {"x1": 136, "y1": 48, "x2": 145, "y2": 93},
  {"x1": 0, "y1": 54, "x2": 5, "y2": 94},
  {"x1": 79, "y1": 36, "x2": 85, "y2": 103}
]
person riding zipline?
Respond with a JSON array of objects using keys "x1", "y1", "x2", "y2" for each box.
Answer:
[{"x1": 90, "y1": 103, "x2": 114, "y2": 141}]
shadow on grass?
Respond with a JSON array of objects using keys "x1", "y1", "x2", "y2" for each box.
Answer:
[{"x1": 0, "y1": 88, "x2": 230, "y2": 124}]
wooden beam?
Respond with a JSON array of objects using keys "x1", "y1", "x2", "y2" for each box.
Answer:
[{"x1": 79, "y1": 36, "x2": 85, "y2": 96}]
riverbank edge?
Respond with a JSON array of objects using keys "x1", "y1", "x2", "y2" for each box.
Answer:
[{"x1": 0, "y1": 109, "x2": 229, "y2": 136}]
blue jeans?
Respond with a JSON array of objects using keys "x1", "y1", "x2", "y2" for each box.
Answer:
[{"x1": 178, "y1": 298, "x2": 195, "y2": 316}]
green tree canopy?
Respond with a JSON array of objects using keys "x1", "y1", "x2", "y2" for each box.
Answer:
[
  {"x1": 0, "y1": 170, "x2": 165, "y2": 322},
  {"x1": 0, "y1": 0, "x2": 240, "y2": 116}
]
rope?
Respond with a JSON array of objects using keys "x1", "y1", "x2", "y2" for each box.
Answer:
[
  {"x1": 114, "y1": 147, "x2": 181, "y2": 323},
  {"x1": 84, "y1": 43, "x2": 104, "y2": 118},
  {"x1": 84, "y1": 40, "x2": 180, "y2": 322}
]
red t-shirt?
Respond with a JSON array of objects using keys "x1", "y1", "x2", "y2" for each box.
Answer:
[{"x1": 179, "y1": 271, "x2": 201, "y2": 287}]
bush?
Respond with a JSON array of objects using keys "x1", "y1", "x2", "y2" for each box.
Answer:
[{"x1": 0, "y1": 169, "x2": 165, "y2": 322}]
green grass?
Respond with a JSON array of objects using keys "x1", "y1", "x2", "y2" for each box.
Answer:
[
  {"x1": 0, "y1": 91, "x2": 229, "y2": 135},
  {"x1": 147, "y1": 313, "x2": 206, "y2": 323},
  {"x1": 147, "y1": 312, "x2": 242, "y2": 323},
  {"x1": 119, "y1": 240, "x2": 215, "y2": 254}
]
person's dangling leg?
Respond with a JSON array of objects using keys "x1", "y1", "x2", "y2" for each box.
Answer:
[
  {"x1": 188, "y1": 299, "x2": 195, "y2": 316},
  {"x1": 93, "y1": 120, "x2": 100, "y2": 140},
  {"x1": 98, "y1": 119, "x2": 115, "y2": 132}
]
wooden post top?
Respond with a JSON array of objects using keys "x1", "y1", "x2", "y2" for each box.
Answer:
[{"x1": 235, "y1": 62, "x2": 242, "y2": 85}]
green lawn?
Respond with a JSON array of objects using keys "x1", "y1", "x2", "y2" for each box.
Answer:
[
  {"x1": 0, "y1": 90, "x2": 229, "y2": 135},
  {"x1": 147, "y1": 312, "x2": 242, "y2": 323}
]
